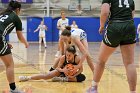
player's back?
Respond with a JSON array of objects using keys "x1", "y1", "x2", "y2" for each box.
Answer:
[
  {"x1": 107, "y1": 0, "x2": 135, "y2": 20},
  {"x1": 0, "y1": 12, "x2": 18, "y2": 35}
]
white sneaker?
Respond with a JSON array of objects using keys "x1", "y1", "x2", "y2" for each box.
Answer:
[
  {"x1": 10, "y1": 88, "x2": 24, "y2": 93},
  {"x1": 55, "y1": 51, "x2": 61, "y2": 57},
  {"x1": 44, "y1": 45, "x2": 47, "y2": 48},
  {"x1": 86, "y1": 86, "x2": 98, "y2": 93},
  {"x1": 19, "y1": 76, "x2": 30, "y2": 82},
  {"x1": 52, "y1": 77, "x2": 68, "y2": 82}
]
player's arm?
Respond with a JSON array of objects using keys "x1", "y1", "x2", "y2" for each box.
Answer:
[
  {"x1": 57, "y1": 20, "x2": 61, "y2": 30},
  {"x1": 99, "y1": 3, "x2": 110, "y2": 34},
  {"x1": 73, "y1": 56, "x2": 83, "y2": 77},
  {"x1": 16, "y1": 31, "x2": 29, "y2": 48},
  {"x1": 15, "y1": 16, "x2": 29, "y2": 48},
  {"x1": 56, "y1": 55, "x2": 65, "y2": 72},
  {"x1": 73, "y1": 37, "x2": 88, "y2": 69},
  {"x1": 34, "y1": 27, "x2": 40, "y2": 32}
]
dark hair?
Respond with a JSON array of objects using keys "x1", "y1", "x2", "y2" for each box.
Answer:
[
  {"x1": 66, "y1": 45, "x2": 76, "y2": 54},
  {"x1": 0, "y1": 0, "x2": 21, "y2": 14},
  {"x1": 61, "y1": 29, "x2": 71, "y2": 37},
  {"x1": 65, "y1": 26, "x2": 71, "y2": 31}
]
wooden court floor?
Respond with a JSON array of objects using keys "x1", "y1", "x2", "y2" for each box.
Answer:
[{"x1": 0, "y1": 42, "x2": 140, "y2": 93}]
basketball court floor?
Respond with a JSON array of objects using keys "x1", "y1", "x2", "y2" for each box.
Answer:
[{"x1": 0, "y1": 42, "x2": 140, "y2": 93}]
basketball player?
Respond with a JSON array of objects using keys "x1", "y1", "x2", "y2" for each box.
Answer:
[
  {"x1": 87, "y1": 0, "x2": 137, "y2": 93},
  {"x1": 60, "y1": 26, "x2": 94, "y2": 74},
  {"x1": 19, "y1": 45, "x2": 86, "y2": 82},
  {"x1": 0, "y1": 1, "x2": 28, "y2": 93},
  {"x1": 55, "y1": 11, "x2": 69, "y2": 57},
  {"x1": 71, "y1": 21, "x2": 78, "y2": 29},
  {"x1": 34, "y1": 20, "x2": 48, "y2": 48}
]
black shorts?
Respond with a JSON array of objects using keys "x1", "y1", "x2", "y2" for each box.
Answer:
[
  {"x1": 103, "y1": 20, "x2": 136, "y2": 47},
  {"x1": 0, "y1": 37, "x2": 11, "y2": 56}
]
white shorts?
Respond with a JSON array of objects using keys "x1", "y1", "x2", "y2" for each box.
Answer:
[{"x1": 39, "y1": 31, "x2": 45, "y2": 37}]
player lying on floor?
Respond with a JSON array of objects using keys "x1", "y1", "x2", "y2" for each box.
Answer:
[{"x1": 19, "y1": 45, "x2": 86, "y2": 82}]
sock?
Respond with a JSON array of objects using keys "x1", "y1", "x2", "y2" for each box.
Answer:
[
  {"x1": 130, "y1": 91, "x2": 136, "y2": 93},
  {"x1": 92, "y1": 80, "x2": 98, "y2": 86},
  {"x1": 9, "y1": 83, "x2": 16, "y2": 90},
  {"x1": 49, "y1": 67, "x2": 55, "y2": 71}
]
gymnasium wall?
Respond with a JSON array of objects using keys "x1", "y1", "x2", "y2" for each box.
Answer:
[{"x1": 27, "y1": 17, "x2": 140, "y2": 42}]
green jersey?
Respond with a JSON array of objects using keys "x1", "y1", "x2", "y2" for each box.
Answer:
[
  {"x1": 0, "y1": 11, "x2": 22, "y2": 36},
  {"x1": 102, "y1": 0, "x2": 135, "y2": 20}
]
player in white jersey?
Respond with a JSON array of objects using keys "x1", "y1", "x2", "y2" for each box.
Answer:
[
  {"x1": 34, "y1": 20, "x2": 48, "y2": 48},
  {"x1": 58, "y1": 26, "x2": 94, "y2": 75},
  {"x1": 71, "y1": 21, "x2": 78, "y2": 29},
  {"x1": 55, "y1": 11, "x2": 69, "y2": 57}
]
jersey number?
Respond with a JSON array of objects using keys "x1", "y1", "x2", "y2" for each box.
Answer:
[
  {"x1": 119, "y1": 0, "x2": 130, "y2": 8},
  {"x1": 0, "y1": 15, "x2": 9, "y2": 22}
]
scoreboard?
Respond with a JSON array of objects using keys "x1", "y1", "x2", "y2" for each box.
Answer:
[{"x1": 1, "y1": 0, "x2": 33, "y2": 3}]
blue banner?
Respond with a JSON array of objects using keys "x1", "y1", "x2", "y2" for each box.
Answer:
[{"x1": 1, "y1": 0, "x2": 33, "y2": 3}]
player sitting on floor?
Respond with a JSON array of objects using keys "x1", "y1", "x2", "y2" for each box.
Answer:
[{"x1": 19, "y1": 45, "x2": 86, "y2": 82}]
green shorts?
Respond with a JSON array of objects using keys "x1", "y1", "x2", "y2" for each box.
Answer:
[
  {"x1": 103, "y1": 20, "x2": 136, "y2": 47},
  {"x1": 0, "y1": 37, "x2": 11, "y2": 56}
]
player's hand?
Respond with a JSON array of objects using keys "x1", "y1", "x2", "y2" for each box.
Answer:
[
  {"x1": 25, "y1": 42, "x2": 29, "y2": 48},
  {"x1": 62, "y1": 67, "x2": 69, "y2": 74},
  {"x1": 8, "y1": 43, "x2": 13, "y2": 49},
  {"x1": 99, "y1": 26, "x2": 104, "y2": 35}
]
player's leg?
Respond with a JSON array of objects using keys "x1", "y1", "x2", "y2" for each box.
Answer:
[
  {"x1": 94, "y1": 42, "x2": 115, "y2": 82},
  {"x1": 49, "y1": 57, "x2": 61, "y2": 71},
  {"x1": 42, "y1": 37, "x2": 47, "y2": 48},
  {"x1": 39, "y1": 37, "x2": 42, "y2": 46},
  {"x1": 0, "y1": 54, "x2": 23, "y2": 92},
  {"x1": 87, "y1": 42, "x2": 116, "y2": 93},
  {"x1": 120, "y1": 44, "x2": 137, "y2": 92},
  {"x1": 19, "y1": 70, "x2": 61, "y2": 82}
]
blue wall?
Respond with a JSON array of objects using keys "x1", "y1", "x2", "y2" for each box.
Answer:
[
  {"x1": 27, "y1": 17, "x2": 52, "y2": 41},
  {"x1": 27, "y1": 17, "x2": 140, "y2": 42}
]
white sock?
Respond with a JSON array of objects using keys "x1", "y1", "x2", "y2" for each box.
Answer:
[
  {"x1": 130, "y1": 91, "x2": 136, "y2": 93},
  {"x1": 92, "y1": 80, "x2": 98, "y2": 86}
]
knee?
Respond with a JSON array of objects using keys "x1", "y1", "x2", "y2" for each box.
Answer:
[
  {"x1": 76, "y1": 74, "x2": 86, "y2": 82},
  {"x1": 5, "y1": 62, "x2": 14, "y2": 69},
  {"x1": 97, "y1": 59, "x2": 106, "y2": 67}
]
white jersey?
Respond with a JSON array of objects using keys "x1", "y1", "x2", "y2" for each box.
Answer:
[
  {"x1": 38, "y1": 25, "x2": 46, "y2": 37},
  {"x1": 71, "y1": 28, "x2": 87, "y2": 41},
  {"x1": 137, "y1": 24, "x2": 140, "y2": 38},
  {"x1": 57, "y1": 18, "x2": 69, "y2": 35}
]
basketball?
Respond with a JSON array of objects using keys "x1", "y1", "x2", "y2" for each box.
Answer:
[{"x1": 64, "y1": 64, "x2": 78, "y2": 76}]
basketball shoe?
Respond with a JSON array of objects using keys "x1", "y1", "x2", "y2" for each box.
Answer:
[
  {"x1": 19, "y1": 76, "x2": 31, "y2": 82},
  {"x1": 10, "y1": 88, "x2": 24, "y2": 93},
  {"x1": 86, "y1": 86, "x2": 98, "y2": 93},
  {"x1": 52, "y1": 77, "x2": 68, "y2": 82}
]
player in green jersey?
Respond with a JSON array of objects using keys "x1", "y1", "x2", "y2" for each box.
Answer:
[
  {"x1": 0, "y1": 1, "x2": 28, "y2": 93},
  {"x1": 87, "y1": 0, "x2": 137, "y2": 93}
]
